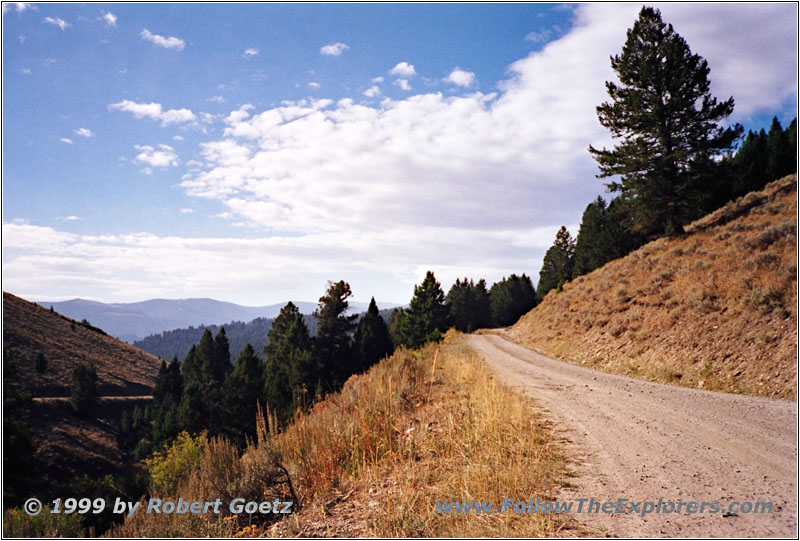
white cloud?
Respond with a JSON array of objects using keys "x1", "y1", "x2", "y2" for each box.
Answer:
[
  {"x1": 389, "y1": 62, "x2": 416, "y2": 77},
  {"x1": 102, "y1": 11, "x2": 117, "y2": 27},
  {"x1": 243, "y1": 48, "x2": 259, "y2": 58},
  {"x1": 4, "y1": 3, "x2": 33, "y2": 14},
  {"x1": 320, "y1": 42, "x2": 349, "y2": 56},
  {"x1": 108, "y1": 100, "x2": 196, "y2": 126},
  {"x1": 57, "y1": 215, "x2": 80, "y2": 221},
  {"x1": 5, "y1": 4, "x2": 795, "y2": 305},
  {"x1": 74, "y1": 128, "x2": 93, "y2": 138},
  {"x1": 43, "y1": 16, "x2": 69, "y2": 30},
  {"x1": 141, "y1": 167, "x2": 153, "y2": 175},
  {"x1": 173, "y1": 135, "x2": 184, "y2": 141},
  {"x1": 372, "y1": 76, "x2": 384, "y2": 83},
  {"x1": 59, "y1": 138, "x2": 73, "y2": 144},
  {"x1": 21, "y1": 68, "x2": 31, "y2": 75},
  {"x1": 179, "y1": 208, "x2": 194, "y2": 214},
  {"x1": 171, "y1": 4, "x2": 795, "y2": 298},
  {"x1": 308, "y1": 82, "x2": 321, "y2": 89},
  {"x1": 363, "y1": 85, "x2": 381, "y2": 98},
  {"x1": 446, "y1": 67, "x2": 476, "y2": 87},
  {"x1": 209, "y1": 95, "x2": 226, "y2": 103},
  {"x1": 524, "y1": 29, "x2": 552, "y2": 44},
  {"x1": 141, "y1": 28, "x2": 185, "y2": 51},
  {"x1": 393, "y1": 79, "x2": 411, "y2": 91},
  {"x1": 134, "y1": 144, "x2": 179, "y2": 168},
  {"x1": 1, "y1": 222, "x2": 555, "y2": 304},
  {"x1": 225, "y1": 103, "x2": 254, "y2": 125}
]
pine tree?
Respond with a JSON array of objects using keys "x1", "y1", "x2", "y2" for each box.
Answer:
[
  {"x1": 446, "y1": 278, "x2": 491, "y2": 332},
  {"x1": 354, "y1": 297, "x2": 394, "y2": 372},
  {"x1": 730, "y1": 129, "x2": 769, "y2": 196},
  {"x1": 488, "y1": 274, "x2": 537, "y2": 327},
  {"x1": 152, "y1": 360, "x2": 170, "y2": 406},
  {"x1": 537, "y1": 226, "x2": 575, "y2": 299},
  {"x1": 399, "y1": 271, "x2": 449, "y2": 348},
  {"x1": 589, "y1": 6, "x2": 742, "y2": 236},
  {"x1": 151, "y1": 356, "x2": 183, "y2": 446},
  {"x1": 572, "y1": 198, "x2": 607, "y2": 279},
  {"x1": 264, "y1": 303, "x2": 315, "y2": 422},
  {"x1": 212, "y1": 327, "x2": 232, "y2": 383},
  {"x1": 786, "y1": 119, "x2": 797, "y2": 173},
  {"x1": 223, "y1": 343, "x2": 265, "y2": 446},
  {"x1": 766, "y1": 117, "x2": 795, "y2": 182},
  {"x1": 387, "y1": 308, "x2": 405, "y2": 348},
  {"x1": 177, "y1": 380, "x2": 207, "y2": 436},
  {"x1": 34, "y1": 352, "x2": 47, "y2": 373},
  {"x1": 181, "y1": 344, "x2": 201, "y2": 388},
  {"x1": 70, "y1": 363, "x2": 98, "y2": 416},
  {"x1": 314, "y1": 281, "x2": 358, "y2": 388}
]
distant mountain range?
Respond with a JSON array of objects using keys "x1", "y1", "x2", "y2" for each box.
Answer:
[{"x1": 36, "y1": 297, "x2": 400, "y2": 342}]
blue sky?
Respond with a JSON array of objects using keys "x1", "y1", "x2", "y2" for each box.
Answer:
[{"x1": 3, "y1": 2, "x2": 797, "y2": 306}]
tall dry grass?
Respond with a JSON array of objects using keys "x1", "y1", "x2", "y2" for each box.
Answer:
[
  {"x1": 265, "y1": 332, "x2": 574, "y2": 537},
  {"x1": 109, "y1": 332, "x2": 574, "y2": 537}
]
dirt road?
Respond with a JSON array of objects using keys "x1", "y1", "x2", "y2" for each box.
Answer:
[{"x1": 467, "y1": 333, "x2": 797, "y2": 538}]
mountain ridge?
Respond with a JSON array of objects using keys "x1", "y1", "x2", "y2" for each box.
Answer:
[{"x1": 36, "y1": 297, "x2": 399, "y2": 342}]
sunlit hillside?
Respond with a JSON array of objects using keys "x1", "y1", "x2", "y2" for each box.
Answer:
[{"x1": 509, "y1": 175, "x2": 797, "y2": 398}]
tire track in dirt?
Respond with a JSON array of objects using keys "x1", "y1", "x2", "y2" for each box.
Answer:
[{"x1": 467, "y1": 333, "x2": 797, "y2": 538}]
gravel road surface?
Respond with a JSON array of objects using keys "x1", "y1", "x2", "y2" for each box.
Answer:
[{"x1": 467, "y1": 333, "x2": 797, "y2": 538}]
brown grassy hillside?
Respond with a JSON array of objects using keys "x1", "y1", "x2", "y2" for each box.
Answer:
[
  {"x1": 3, "y1": 291, "x2": 161, "y2": 397},
  {"x1": 508, "y1": 175, "x2": 797, "y2": 399}
]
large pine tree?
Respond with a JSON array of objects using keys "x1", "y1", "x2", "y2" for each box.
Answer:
[
  {"x1": 313, "y1": 281, "x2": 358, "y2": 390},
  {"x1": 589, "y1": 6, "x2": 742, "y2": 236}
]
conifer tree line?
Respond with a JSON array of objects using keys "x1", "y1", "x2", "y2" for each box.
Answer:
[
  {"x1": 536, "y1": 7, "x2": 797, "y2": 301},
  {"x1": 128, "y1": 272, "x2": 538, "y2": 457}
]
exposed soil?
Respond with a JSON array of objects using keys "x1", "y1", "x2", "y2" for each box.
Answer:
[{"x1": 467, "y1": 333, "x2": 798, "y2": 538}]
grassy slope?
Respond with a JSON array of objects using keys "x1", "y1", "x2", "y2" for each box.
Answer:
[
  {"x1": 3, "y1": 292, "x2": 162, "y2": 485},
  {"x1": 3, "y1": 291, "x2": 162, "y2": 397},
  {"x1": 268, "y1": 335, "x2": 576, "y2": 537},
  {"x1": 109, "y1": 333, "x2": 588, "y2": 538},
  {"x1": 509, "y1": 175, "x2": 797, "y2": 399}
]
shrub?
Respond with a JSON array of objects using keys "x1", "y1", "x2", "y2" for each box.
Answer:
[{"x1": 145, "y1": 431, "x2": 205, "y2": 494}]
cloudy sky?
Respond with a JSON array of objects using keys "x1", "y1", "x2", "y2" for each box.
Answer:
[{"x1": 2, "y1": 3, "x2": 797, "y2": 305}]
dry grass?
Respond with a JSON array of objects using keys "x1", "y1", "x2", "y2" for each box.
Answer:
[
  {"x1": 107, "y1": 332, "x2": 575, "y2": 538},
  {"x1": 260, "y1": 332, "x2": 575, "y2": 537},
  {"x1": 509, "y1": 175, "x2": 797, "y2": 399},
  {"x1": 3, "y1": 292, "x2": 161, "y2": 398}
]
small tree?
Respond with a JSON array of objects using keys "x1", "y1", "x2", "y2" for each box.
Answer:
[
  {"x1": 537, "y1": 226, "x2": 575, "y2": 299},
  {"x1": 398, "y1": 271, "x2": 449, "y2": 348},
  {"x1": 589, "y1": 6, "x2": 742, "y2": 236},
  {"x1": 354, "y1": 297, "x2": 394, "y2": 372},
  {"x1": 34, "y1": 352, "x2": 47, "y2": 373},
  {"x1": 71, "y1": 363, "x2": 99, "y2": 415}
]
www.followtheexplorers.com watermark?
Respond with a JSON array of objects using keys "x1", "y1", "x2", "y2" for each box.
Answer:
[{"x1": 435, "y1": 497, "x2": 774, "y2": 517}]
